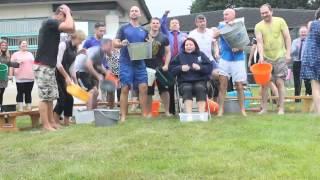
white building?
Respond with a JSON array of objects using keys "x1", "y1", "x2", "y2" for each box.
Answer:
[
  {"x1": 0, "y1": 0, "x2": 151, "y2": 105},
  {"x1": 0, "y1": 0, "x2": 151, "y2": 54}
]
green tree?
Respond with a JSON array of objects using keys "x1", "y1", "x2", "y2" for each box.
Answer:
[{"x1": 190, "y1": 0, "x2": 317, "y2": 13}]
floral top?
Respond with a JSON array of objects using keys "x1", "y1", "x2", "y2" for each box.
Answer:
[{"x1": 104, "y1": 49, "x2": 120, "y2": 76}]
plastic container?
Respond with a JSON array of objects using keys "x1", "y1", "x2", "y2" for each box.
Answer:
[
  {"x1": 1, "y1": 104, "x2": 16, "y2": 112},
  {"x1": 100, "y1": 80, "x2": 116, "y2": 93},
  {"x1": 73, "y1": 109, "x2": 95, "y2": 124},
  {"x1": 146, "y1": 68, "x2": 156, "y2": 86},
  {"x1": 179, "y1": 112, "x2": 209, "y2": 122},
  {"x1": 66, "y1": 84, "x2": 90, "y2": 102},
  {"x1": 250, "y1": 63, "x2": 273, "y2": 85},
  {"x1": 220, "y1": 21, "x2": 250, "y2": 49},
  {"x1": 105, "y1": 73, "x2": 118, "y2": 87},
  {"x1": 227, "y1": 90, "x2": 252, "y2": 108},
  {"x1": 94, "y1": 109, "x2": 120, "y2": 127},
  {"x1": 128, "y1": 42, "x2": 152, "y2": 60},
  {"x1": 151, "y1": 100, "x2": 161, "y2": 117},
  {"x1": 224, "y1": 99, "x2": 241, "y2": 113},
  {"x1": 0, "y1": 64, "x2": 8, "y2": 81},
  {"x1": 205, "y1": 100, "x2": 219, "y2": 114}
]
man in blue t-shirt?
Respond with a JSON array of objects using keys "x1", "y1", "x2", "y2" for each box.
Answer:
[
  {"x1": 113, "y1": 6, "x2": 148, "y2": 122},
  {"x1": 83, "y1": 22, "x2": 106, "y2": 49},
  {"x1": 213, "y1": 8, "x2": 247, "y2": 117}
]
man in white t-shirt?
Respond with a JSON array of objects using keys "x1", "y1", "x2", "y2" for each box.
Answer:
[{"x1": 188, "y1": 14, "x2": 219, "y2": 63}]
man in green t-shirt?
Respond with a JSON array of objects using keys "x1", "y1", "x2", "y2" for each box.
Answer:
[{"x1": 255, "y1": 4, "x2": 292, "y2": 115}]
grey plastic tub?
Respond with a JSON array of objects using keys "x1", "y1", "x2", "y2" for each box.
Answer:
[
  {"x1": 224, "y1": 100, "x2": 241, "y2": 113},
  {"x1": 94, "y1": 109, "x2": 120, "y2": 127}
]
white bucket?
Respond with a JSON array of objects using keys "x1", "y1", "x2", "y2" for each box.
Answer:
[
  {"x1": 220, "y1": 21, "x2": 250, "y2": 49},
  {"x1": 146, "y1": 68, "x2": 156, "y2": 86},
  {"x1": 179, "y1": 112, "x2": 209, "y2": 122}
]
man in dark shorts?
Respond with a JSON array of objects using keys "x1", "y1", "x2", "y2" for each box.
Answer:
[
  {"x1": 74, "y1": 38, "x2": 111, "y2": 109},
  {"x1": 113, "y1": 6, "x2": 149, "y2": 122},
  {"x1": 145, "y1": 17, "x2": 171, "y2": 117},
  {"x1": 33, "y1": 4, "x2": 74, "y2": 131}
]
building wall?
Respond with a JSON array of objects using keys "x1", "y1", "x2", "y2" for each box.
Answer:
[{"x1": 0, "y1": 4, "x2": 51, "y2": 19}]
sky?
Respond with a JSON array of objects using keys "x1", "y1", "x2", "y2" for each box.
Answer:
[{"x1": 145, "y1": 0, "x2": 193, "y2": 17}]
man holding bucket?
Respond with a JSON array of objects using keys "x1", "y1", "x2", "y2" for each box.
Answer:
[
  {"x1": 255, "y1": 4, "x2": 291, "y2": 115},
  {"x1": 213, "y1": 8, "x2": 248, "y2": 117},
  {"x1": 33, "y1": 5, "x2": 75, "y2": 131},
  {"x1": 113, "y1": 6, "x2": 149, "y2": 122}
]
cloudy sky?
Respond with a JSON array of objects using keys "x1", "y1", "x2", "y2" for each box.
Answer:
[{"x1": 145, "y1": 0, "x2": 193, "y2": 17}]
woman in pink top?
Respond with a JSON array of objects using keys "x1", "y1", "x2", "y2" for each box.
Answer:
[{"x1": 10, "y1": 40, "x2": 35, "y2": 111}]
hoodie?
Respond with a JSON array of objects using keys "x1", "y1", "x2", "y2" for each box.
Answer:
[{"x1": 170, "y1": 49, "x2": 216, "y2": 83}]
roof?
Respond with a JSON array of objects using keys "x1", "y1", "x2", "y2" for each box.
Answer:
[
  {"x1": 171, "y1": 8, "x2": 316, "y2": 31},
  {"x1": 0, "y1": 0, "x2": 152, "y2": 22}
]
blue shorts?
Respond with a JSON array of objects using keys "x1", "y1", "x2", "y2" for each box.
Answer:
[{"x1": 120, "y1": 60, "x2": 147, "y2": 88}]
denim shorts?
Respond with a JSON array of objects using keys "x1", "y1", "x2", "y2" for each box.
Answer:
[{"x1": 119, "y1": 61, "x2": 147, "y2": 88}]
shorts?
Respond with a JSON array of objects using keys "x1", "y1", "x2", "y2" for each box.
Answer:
[
  {"x1": 120, "y1": 61, "x2": 148, "y2": 88},
  {"x1": 148, "y1": 79, "x2": 169, "y2": 95},
  {"x1": 179, "y1": 81, "x2": 207, "y2": 102},
  {"x1": 265, "y1": 58, "x2": 288, "y2": 81},
  {"x1": 76, "y1": 72, "x2": 98, "y2": 91},
  {"x1": 33, "y1": 64, "x2": 59, "y2": 101},
  {"x1": 218, "y1": 59, "x2": 247, "y2": 83}
]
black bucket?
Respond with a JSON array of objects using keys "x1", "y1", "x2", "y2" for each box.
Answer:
[{"x1": 1, "y1": 104, "x2": 17, "y2": 112}]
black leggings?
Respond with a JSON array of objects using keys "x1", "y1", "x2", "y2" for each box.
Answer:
[
  {"x1": 179, "y1": 81, "x2": 207, "y2": 102},
  {"x1": 0, "y1": 88, "x2": 5, "y2": 106},
  {"x1": 54, "y1": 78, "x2": 74, "y2": 117},
  {"x1": 16, "y1": 82, "x2": 34, "y2": 103}
]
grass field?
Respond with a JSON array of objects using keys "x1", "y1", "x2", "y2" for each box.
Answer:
[{"x1": 1, "y1": 113, "x2": 319, "y2": 179}]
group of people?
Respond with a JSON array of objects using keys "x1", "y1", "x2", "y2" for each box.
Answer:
[{"x1": 1, "y1": 3, "x2": 320, "y2": 131}]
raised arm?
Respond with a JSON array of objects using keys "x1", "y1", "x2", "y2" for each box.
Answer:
[
  {"x1": 160, "y1": 11, "x2": 170, "y2": 35},
  {"x1": 58, "y1": 5, "x2": 75, "y2": 33}
]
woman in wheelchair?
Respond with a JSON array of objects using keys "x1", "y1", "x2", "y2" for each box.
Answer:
[{"x1": 170, "y1": 38, "x2": 217, "y2": 113}]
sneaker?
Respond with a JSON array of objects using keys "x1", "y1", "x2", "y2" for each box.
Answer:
[
  {"x1": 26, "y1": 104, "x2": 32, "y2": 111},
  {"x1": 17, "y1": 103, "x2": 24, "y2": 112}
]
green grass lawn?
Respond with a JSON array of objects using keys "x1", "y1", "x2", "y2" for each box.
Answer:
[{"x1": 1, "y1": 114, "x2": 320, "y2": 179}]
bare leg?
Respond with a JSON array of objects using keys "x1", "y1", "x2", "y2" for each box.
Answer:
[
  {"x1": 39, "y1": 101, "x2": 55, "y2": 131},
  {"x1": 130, "y1": 91, "x2": 138, "y2": 112},
  {"x1": 53, "y1": 112, "x2": 61, "y2": 125},
  {"x1": 276, "y1": 78, "x2": 285, "y2": 115},
  {"x1": 184, "y1": 100, "x2": 193, "y2": 113},
  {"x1": 120, "y1": 86, "x2": 129, "y2": 122},
  {"x1": 235, "y1": 82, "x2": 247, "y2": 116},
  {"x1": 138, "y1": 83, "x2": 148, "y2": 117},
  {"x1": 311, "y1": 80, "x2": 320, "y2": 114},
  {"x1": 48, "y1": 101, "x2": 60, "y2": 129},
  {"x1": 63, "y1": 116, "x2": 71, "y2": 126},
  {"x1": 160, "y1": 91, "x2": 171, "y2": 116},
  {"x1": 87, "y1": 87, "x2": 99, "y2": 110},
  {"x1": 259, "y1": 82, "x2": 270, "y2": 114},
  {"x1": 270, "y1": 82, "x2": 279, "y2": 105},
  {"x1": 146, "y1": 95, "x2": 152, "y2": 116},
  {"x1": 217, "y1": 75, "x2": 228, "y2": 116},
  {"x1": 107, "y1": 92, "x2": 115, "y2": 109},
  {"x1": 197, "y1": 101, "x2": 206, "y2": 113}
]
